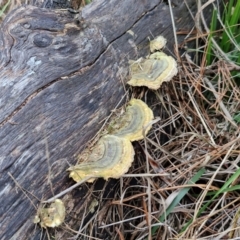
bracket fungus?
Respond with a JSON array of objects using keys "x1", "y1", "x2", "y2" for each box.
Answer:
[
  {"x1": 127, "y1": 50, "x2": 177, "y2": 90},
  {"x1": 68, "y1": 135, "x2": 134, "y2": 183},
  {"x1": 33, "y1": 199, "x2": 65, "y2": 228},
  {"x1": 108, "y1": 98, "x2": 154, "y2": 141},
  {"x1": 150, "y1": 35, "x2": 167, "y2": 52}
]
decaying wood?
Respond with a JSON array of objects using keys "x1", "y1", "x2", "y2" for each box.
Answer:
[{"x1": 0, "y1": 0, "x2": 205, "y2": 239}]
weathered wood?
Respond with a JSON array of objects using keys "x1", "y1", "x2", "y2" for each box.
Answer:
[{"x1": 0, "y1": 0, "x2": 202, "y2": 239}]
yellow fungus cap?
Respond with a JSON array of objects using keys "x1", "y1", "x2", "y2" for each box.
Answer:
[
  {"x1": 127, "y1": 52, "x2": 177, "y2": 90},
  {"x1": 150, "y1": 35, "x2": 167, "y2": 52},
  {"x1": 108, "y1": 99, "x2": 154, "y2": 141},
  {"x1": 34, "y1": 199, "x2": 65, "y2": 228},
  {"x1": 68, "y1": 135, "x2": 134, "y2": 182}
]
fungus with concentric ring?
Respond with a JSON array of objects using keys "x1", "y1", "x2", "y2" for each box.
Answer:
[
  {"x1": 107, "y1": 98, "x2": 154, "y2": 141},
  {"x1": 68, "y1": 135, "x2": 134, "y2": 183},
  {"x1": 127, "y1": 52, "x2": 177, "y2": 90}
]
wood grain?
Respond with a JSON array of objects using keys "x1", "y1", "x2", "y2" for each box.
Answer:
[{"x1": 0, "y1": 0, "x2": 203, "y2": 239}]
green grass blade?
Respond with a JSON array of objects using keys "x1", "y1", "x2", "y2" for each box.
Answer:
[
  {"x1": 228, "y1": 1, "x2": 240, "y2": 46},
  {"x1": 229, "y1": 1, "x2": 240, "y2": 28},
  {"x1": 233, "y1": 112, "x2": 240, "y2": 123},
  {"x1": 181, "y1": 167, "x2": 240, "y2": 233},
  {"x1": 226, "y1": 0, "x2": 234, "y2": 21},
  {"x1": 204, "y1": 184, "x2": 240, "y2": 197},
  {"x1": 206, "y1": 8, "x2": 217, "y2": 65},
  {"x1": 221, "y1": 0, "x2": 234, "y2": 51},
  {"x1": 0, "y1": 0, "x2": 10, "y2": 17},
  {"x1": 150, "y1": 168, "x2": 206, "y2": 237},
  {"x1": 221, "y1": 0, "x2": 240, "y2": 53}
]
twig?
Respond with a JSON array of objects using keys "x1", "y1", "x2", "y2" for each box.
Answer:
[
  {"x1": 43, "y1": 176, "x2": 93, "y2": 203},
  {"x1": 168, "y1": 0, "x2": 179, "y2": 58},
  {"x1": 8, "y1": 172, "x2": 39, "y2": 209},
  {"x1": 187, "y1": 91, "x2": 216, "y2": 146},
  {"x1": 203, "y1": 77, "x2": 238, "y2": 128}
]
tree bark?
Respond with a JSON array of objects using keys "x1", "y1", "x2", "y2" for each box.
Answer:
[{"x1": 0, "y1": 0, "x2": 205, "y2": 239}]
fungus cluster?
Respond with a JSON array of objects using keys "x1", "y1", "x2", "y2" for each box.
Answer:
[
  {"x1": 68, "y1": 135, "x2": 134, "y2": 182},
  {"x1": 68, "y1": 99, "x2": 153, "y2": 182},
  {"x1": 107, "y1": 98, "x2": 154, "y2": 141},
  {"x1": 33, "y1": 199, "x2": 65, "y2": 228},
  {"x1": 68, "y1": 35, "x2": 177, "y2": 183},
  {"x1": 34, "y1": 35, "x2": 178, "y2": 229},
  {"x1": 127, "y1": 36, "x2": 178, "y2": 90}
]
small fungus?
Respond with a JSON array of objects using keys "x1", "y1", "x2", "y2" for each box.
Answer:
[
  {"x1": 68, "y1": 135, "x2": 134, "y2": 182},
  {"x1": 33, "y1": 199, "x2": 65, "y2": 228},
  {"x1": 127, "y1": 52, "x2": 177, "y2": 90},
  {"x1": 150, "y1": 35, "x2": 167, "y2": 52},
  {"x1": 108, "y1": 98, "x2": 154, "y2": 141}
]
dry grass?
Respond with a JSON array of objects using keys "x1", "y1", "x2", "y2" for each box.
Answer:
[
  {"x1": 78, "y1": 1, "x2": 240, "y2": 239},
  {"x1": 69, "y1": 40, "x2": 240, "y2": 239},
  {"x1": 0, "y1": 0, "x2": 20, "y2": 20},
  {"x1": 91, "y1": 61, "x2": 239, "y2": 239},
  {"x1": 1, "y1": 0, "x2": 240, "y2": 239}
]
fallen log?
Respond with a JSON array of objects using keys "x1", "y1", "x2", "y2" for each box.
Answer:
[{"x1": 0, "y1": 0, "x2": 204, "y2": 239}]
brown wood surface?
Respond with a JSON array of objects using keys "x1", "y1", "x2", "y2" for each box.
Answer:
[{"x1": 0, "y1": 0, "x2": 202, "y2": 239}]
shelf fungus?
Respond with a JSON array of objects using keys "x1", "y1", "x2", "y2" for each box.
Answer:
[
  {"x1": 127, "y1": 52, "x2": 178, "y2": 90},
  {"x1": 108, "y1": 99, "x2": 154, "y2": 141},
  {"x1": 33, "y1": 199, "x2": 65, "y2": 228},
  {"x1": 68, "y1": 135, "x2": 134, "y2": 183},
  {"x1": 150, "y1": 35, "x2": 167, "y2": 52}
]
